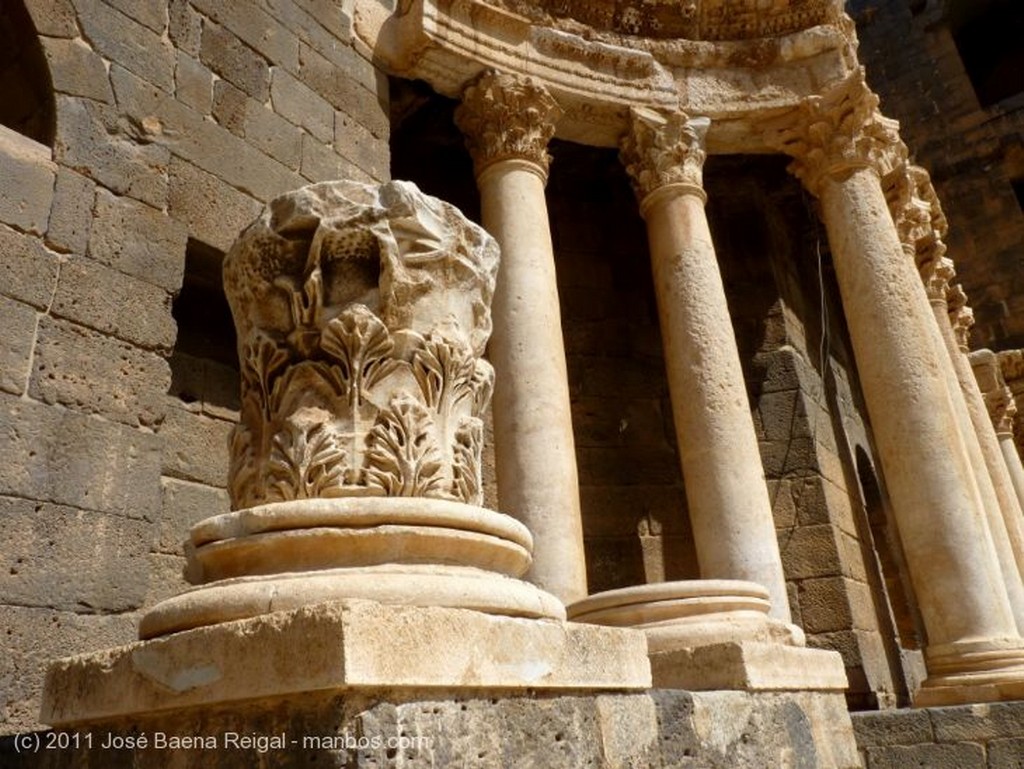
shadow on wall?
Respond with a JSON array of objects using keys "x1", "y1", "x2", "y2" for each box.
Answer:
[{"x1": 0, "y1": 0, "x2": 54, "y2": 146}]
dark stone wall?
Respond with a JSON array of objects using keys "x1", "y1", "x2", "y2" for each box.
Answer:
[{"x1": 851, "y1": 0, "x2": 1024, "y2": 349}]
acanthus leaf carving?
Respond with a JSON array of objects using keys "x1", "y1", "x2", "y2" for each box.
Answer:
[
  {"x1": 455, "y1": 70, "x2": 563, "y2": 180},
  {"x1": 620, "y1": 107, "x2": 709, "y2": 205},
  {"x1": 776, "y1": 71, "x2": 906, "y2": 198},
  {"x1": 224, "y1": 180, "x2": 499, "y2": 510},
  {"x1": 365, "y1": 394, "x2": 446, "y2": 497}
]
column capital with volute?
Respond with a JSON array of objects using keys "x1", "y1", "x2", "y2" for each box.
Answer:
[{"x1": 454, "y1": 70, "x2": 563, "y2": 183}]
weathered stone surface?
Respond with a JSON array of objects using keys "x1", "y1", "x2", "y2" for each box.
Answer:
[
  {"x1": 40, "y1": 37, "x2": 113, "y2": 102},
  {"x1": 50, "y1": 255, "x2": 176, "y2": 351},
  {"x1": 0, "y1": 606, "x2": 136, "y2": 735},
  {"x1": 174, "y1": 52, "x2": 213, "y2": 114},
  {"x1": 89, "y1": 188, "x2": 188, "y2": 291},
  {"x1": 44, "y1": 602, "x2": 651, "y2": 725},
  {"x1": 168, "y1": 0, "x2": 201, "y2": 55},
  {"x1": 243, "y1": 103, "x2": 304, "y2": 170},
  {"x1": 145, "y1": 552, "x2": 189, "y2": 605},
  {"x1": 300, "y1": 133, "x2": 373, "y2": 184},
  {"x1": 335, "y1": 113, "x2": 391, "y2": 182},
  {"x1": 222, "y1": 180, "x2": 498, "y2": 509},
  {"x1": 158, "y1": 405, "x2": 232, "y2": 488},
  {"x1": 110, "y1": 65, "x2": 304, "y2": 203},
  {"x1": 0, "y1": 296, "x2": 37, "y2": 395},
  {"x1": 930, "y1": 701, "x2": 1024, "y2": 743},
  {"x1": 158, "y1": 477, "x2": 230, "y2": 555},
  {"x1": 72, "y1": 0, "x2": 175, "y2": 92},
  {"x1": 103, "y1": 0, "x2": 167, "y2": 34},
  {"x1": 989, "y1": 738, "x2": 1024, "y2": 768},
  {"x1": 0, "y1": 393, "x2": 162, "y2": 518},
  {"x1": 298, "y1": 42, "x2": 388, "y2": 140},
  {"x1": 864, "y1": 742, "x2": 985, "y2": 769},
  {"x1": 190, "y1": 0, "x2": 300, "y2": 71},
  {"x1": 271, "y1": 67, "x2": 334, "y2": 142},
  {"x1": 200, "y1": 21, "x2": 271, "y2": 101},
  {"x1": 29, "y1": 317, "x2": 171, "y2": 428},
  {"x1": 851, "y1": 707, "x2": 934, "y2": 747},
  {"x1": 0, "y1": 127, "x2": 56, "y2": 235},
  {"x1": 24, "y1": 0, "x2": 79, "y2": 37},
  {"x1": 166, "y1": 158, "x2": 262, "y2": 253},
  {"x1": 55, "y1": 96, "x2": 169, "y2": 209},
  {"x1": 779, "y1": 523, "x2": 842, "y2": 579},
  {"x1": 46, "y1": 168, "x2": 95, "y2": 255},
  {"x1": 0, "y1": 496, "x2": 151, "y2": 612}
]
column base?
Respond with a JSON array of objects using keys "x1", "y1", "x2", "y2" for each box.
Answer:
[
  {"x1": 915, "y1": 638, "x2": 1024, "y2": 706},
  {"x1": 567, "y1": 580, "x2": 846, "y2": 692},
  {"x1": 43, "y1": 599, "x2": 651, "y2": 727}
]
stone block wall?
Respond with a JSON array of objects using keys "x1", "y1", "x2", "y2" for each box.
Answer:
[
  {"x1": 851, "y1": 0, "x2": 1024, "y2": 350},
  {"x1": 1, "y1": 0, "x2": 390, "y2": 734},
  {"x1": 853, "y1": 701, "x2": 1024, "y2": 768}
]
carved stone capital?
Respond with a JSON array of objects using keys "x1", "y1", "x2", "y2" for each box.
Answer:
[
  {"x1": 947, "y1": 284, "x2": 975, "y2": 352},
  {"x1": 454, "y1": 70, "x2": 563, "y2": 181},
  {"x1": 619, "y1": 107, "x2": 710, "y2": 210},
  {"x1": 223, "y1": 180, "x2": 500, "y2": 510},
  {"x1": 998, "y1": 350, "x2": 1024, "y2": 451},
  {"x1": 781, "y1": 73, "x2": 906, "y2": 197},
  {"x1": 885, "y1": 163, "x2": 950, "y2": 278},
  {"x1": 972, "y1": 350, "x2": 1017, "y2": 438}
]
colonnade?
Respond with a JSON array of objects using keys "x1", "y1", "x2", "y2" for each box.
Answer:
[{"x1": 453, "y1": 68, "x2": 1024, "y2": 703}]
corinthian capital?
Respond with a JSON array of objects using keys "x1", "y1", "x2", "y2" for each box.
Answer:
[
  {"x1": 885, "y1": 163, "x2": 950, "y2": 267},
  {"x1": 972, "y1": 350, "x2": 1017, "y2": 438},
  {"x1": 454, "y1": 70, "x2": 563, "y2": 181},
  {"x1": 947, "y1": 284, "x2": 975, "y2": 352},
  {"x1": 781, "y1": 73, "x2": 906, "y2": 197},
  {"x1": 620, "y1": 108, "x2": 710, "y2": 208}
]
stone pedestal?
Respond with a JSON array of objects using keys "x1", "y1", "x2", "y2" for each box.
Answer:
[
  {"x1": 568, "y1": 580, "x2": 848, "y2": 693},
  {"x1": 44, "y1": 601, "x2": 650, "y2": 727},
  {"x1": 40, "y1": 180, "x2": 651, "y2": 747}
]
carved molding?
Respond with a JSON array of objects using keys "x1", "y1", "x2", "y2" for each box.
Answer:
[
  {"x1": 454, "y1": 70, "x2": 563, "y2": 180},
  {"x1": 778, "y1": 72, "x2": 906, "y2": 197},
  {"x1": 223, "y1": 181, "x2": 500, "y2": 510},
  {"x1": 620, "y1": 107, "x2": 709, "y2": 207},
  {"x1": 481, "y1": 0, "x2": 840, "y2": 42}
]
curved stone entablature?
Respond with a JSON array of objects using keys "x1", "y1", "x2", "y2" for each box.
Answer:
[
  {"x1": 356, "y1": 0, "x2": 860, "y2": 151},
  {"x1": 223, "y1": 180, "x2": 499, "y2": 510},
  {"x1": 485, "y1": 0, "x2": 841, "y2": 42}
]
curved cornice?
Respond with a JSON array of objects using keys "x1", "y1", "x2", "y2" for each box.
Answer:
[{"x1": 355, "y1": 0, "x2": 861, "y2": 152}]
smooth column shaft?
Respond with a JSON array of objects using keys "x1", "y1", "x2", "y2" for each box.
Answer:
[
  {"x1": 477, "y1": 161, "x2": 588, "y2": 605},
  {"x1": 820, "y1": 167, "x2": 1018, "y2": 649},
  {"x1": 643, "y1": 189, "x2": 791, "y2": 621},
  {"x1": 933, "y1": 306, "x2": 1024, "y2": 630}
]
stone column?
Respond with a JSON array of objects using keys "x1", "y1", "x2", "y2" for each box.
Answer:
[
  {"x1": 619, "y1": 107, "x2": 791, "y2": 622},
  {"x1": 977, "y1": 349, "x2": 1024, "y2": 524},
  {"x1": 784, "y1": 77, "x2": 1024, "y2": 702},
  {"x1": 885, "y1": 166, "x2": 1024, "y2": 630},
  {"x1": 455, "y1": 71, "x2": 588, "y2": 605}
]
